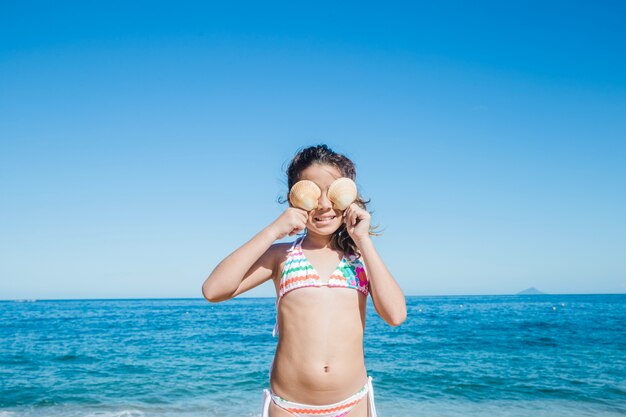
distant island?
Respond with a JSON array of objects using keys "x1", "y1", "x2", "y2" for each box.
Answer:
[{"x1": 517, "y1": 287, "x2": 547, "y2": 295}]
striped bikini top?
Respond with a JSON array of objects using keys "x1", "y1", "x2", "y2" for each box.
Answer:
[{"x1": 272, "y1": 231, "x2": 369, "y2": 337}]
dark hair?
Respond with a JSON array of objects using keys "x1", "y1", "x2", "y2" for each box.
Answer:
[{"x1": 277, "y1": 144, "x2": 382, "y2": 258}]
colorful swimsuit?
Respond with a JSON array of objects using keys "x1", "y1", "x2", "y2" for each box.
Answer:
[
  {"x1": 261, "y1": 231, "x2": 379, "y2": 417},
  {"x1": 272, "y1": 230, "x2": 370, "y2": 338}
]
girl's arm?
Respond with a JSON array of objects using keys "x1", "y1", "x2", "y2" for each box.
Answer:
[
  {"x1": 202, "y1": 226, "x2": 279, "y2": 303},
  {"x1": 202, "y1": 208, "x2": 308, "y2": 303},
  {"x1": 357, "y1": 237, "x2": 407, "y2": 326},
  {"x1": 343, "y1": 202, "x2": 406, "y2": 326}
]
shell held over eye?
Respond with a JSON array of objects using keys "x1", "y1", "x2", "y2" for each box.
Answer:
[
  {"x1": 328, "y1": 177, "x2": 358, "y2": 210},
  {"x1": 289, "y1": 180, "x2": 322, "y2": 211}
]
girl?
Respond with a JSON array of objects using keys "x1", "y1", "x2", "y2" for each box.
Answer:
[{"x1": 202, "y1": 144, "x2": 406, "y2": 417}]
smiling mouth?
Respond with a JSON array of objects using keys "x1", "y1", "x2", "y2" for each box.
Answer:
[{"x1": 314, "y1": 216, "x2": 337, "y2": 223}]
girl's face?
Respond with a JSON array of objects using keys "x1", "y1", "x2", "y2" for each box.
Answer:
[{"x1": 297, "y1": 163, "x2": 345, "y2": 235}]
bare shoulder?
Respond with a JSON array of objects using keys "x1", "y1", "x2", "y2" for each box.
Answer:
[
  {"x1": 270, "y1": 241, "x2": 295, "y2": 282},
  {"x1": 271, "y1": 241, "x2": 294, "y2": 263}
]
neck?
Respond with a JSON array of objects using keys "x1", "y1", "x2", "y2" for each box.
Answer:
[{"x1": 303, "y1": 229, "x2": 334, "y2": 249}]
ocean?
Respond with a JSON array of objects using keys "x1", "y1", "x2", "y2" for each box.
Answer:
[{"x1": 1, "y1": 294, "x2": 624, "y2": 417}]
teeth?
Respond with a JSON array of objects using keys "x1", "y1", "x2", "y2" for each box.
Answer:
[{"x1": 315, "y1": 216, "x2": 336, "y2": 221}]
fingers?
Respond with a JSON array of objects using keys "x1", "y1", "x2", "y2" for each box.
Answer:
[
  {"x1": 343, "y1": 204, "x2": 357, "y2": 227},
  {"x1": 343, "y1": 204, "x2": 369, "y2": 228},
  {"x1": 291, "y1": 207, "x2": 309, "y2": 220},
  {"x1": 290, "y1": 222, "x2": 304, "y2": 235},
  {"x1": 287, "y1": 207, "x2": 310, "y2": 225},
  {"x1": 299, "y1": 210, "x2": 309, "y2": 222},
  {"x1": 289, "y1": 224, "x2": 304, "y2": 236},
  {"x1": 343, "y1": 207, "x2": 350, "y2": 226},
  {"x1": 296, "y1": 211, "x2": 308, "y2": 229}
]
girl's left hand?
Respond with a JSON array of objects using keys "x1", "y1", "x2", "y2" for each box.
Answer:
[{"x1": 342, "y1": 203, "x2": 371, "y2": 243}]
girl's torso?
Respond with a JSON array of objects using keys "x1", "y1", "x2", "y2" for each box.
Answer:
[{"x1": 269, "y1": 232, "x2": 370, "y2": 404}]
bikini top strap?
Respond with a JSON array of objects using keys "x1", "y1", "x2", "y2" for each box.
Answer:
[
  {"x1": 287, "y1": 232, "x2": 306, "y2": 253},
  {"x1": 298, "y1": 231, "x2": 307, "y2": 248},
  {"x1": 288, "y1": 231, "x2": 307, "y2": 252}
]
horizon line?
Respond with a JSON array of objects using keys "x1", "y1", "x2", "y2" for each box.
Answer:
[{"x1": 2, "y1": 292, "x2": 625, "y2": 302}]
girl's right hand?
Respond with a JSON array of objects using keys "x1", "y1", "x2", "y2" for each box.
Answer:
[{"x1": 268, "y1": 207, "x2": 309, "y2": 240}]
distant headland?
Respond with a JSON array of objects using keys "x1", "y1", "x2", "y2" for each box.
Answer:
[{"x1": 517, "y1": 287, "x2": 547, "y2": 295}]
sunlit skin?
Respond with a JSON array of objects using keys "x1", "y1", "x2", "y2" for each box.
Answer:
[
  {"x1": 268, "y1": 163, "x2": 372, "y2": 416},
  {"x1": 203, "y1": 162, "x2": 406, "y2": 417}
]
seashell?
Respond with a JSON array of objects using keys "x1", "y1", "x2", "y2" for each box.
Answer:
[
  {"x1": 327, "y1": 177, "x2": 357, "y2": 210},
  {"x1": 289, "y1": 180, "x2": 321, "y2": 211}
]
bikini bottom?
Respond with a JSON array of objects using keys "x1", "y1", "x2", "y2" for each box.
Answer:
[{"x1": 261, "y1": 375, "x2": 378, "y2": 417}]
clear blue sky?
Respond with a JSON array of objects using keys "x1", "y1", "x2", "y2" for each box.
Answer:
[{"x1": 1, "y1": 1, "x2": 625, "y2": 299}]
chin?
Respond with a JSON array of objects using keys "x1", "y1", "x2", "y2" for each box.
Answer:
[{"x1": 307, "y1": 227, "x2": 340, "y2": 236}]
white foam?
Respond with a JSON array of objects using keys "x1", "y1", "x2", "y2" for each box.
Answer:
[{"x1": 83, "y1": 410, "x2": 145, "y2": 417}]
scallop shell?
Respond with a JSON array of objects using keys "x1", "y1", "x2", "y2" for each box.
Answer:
[
  {"x1": 327, "y1": 177, "x2": 357, "y2": 210},
  {"x1": 289, "y1": 180, "x2": 321, "y2": 211}
]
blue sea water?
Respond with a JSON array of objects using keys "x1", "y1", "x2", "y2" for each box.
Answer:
[{"x1": 0, "y1": 295, "x2": 624, "y2": 417}]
